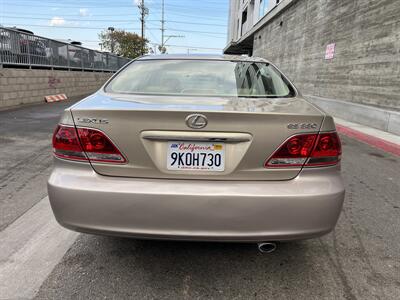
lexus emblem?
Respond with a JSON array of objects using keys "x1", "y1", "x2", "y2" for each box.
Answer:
[{"x1": 185, "y1": 114, "x2": 208, "y2": 129}]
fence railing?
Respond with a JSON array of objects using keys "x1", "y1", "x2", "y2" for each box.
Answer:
[{"x1": 0, "y1": 27, "x2": 131, "y2": 71}]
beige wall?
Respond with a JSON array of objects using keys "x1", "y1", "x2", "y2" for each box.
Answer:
[
  {"x1": 0, "y1": 68, "x2": 113, "y2": 108},
  {"x1": 252, "y1": 0, "x2": 400, "y2": 110}
]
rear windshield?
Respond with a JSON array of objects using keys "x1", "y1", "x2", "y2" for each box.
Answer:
[{"x1": 105, "y1": 59, "x2": 295, "y2": 98}]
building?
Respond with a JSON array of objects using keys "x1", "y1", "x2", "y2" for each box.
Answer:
[
  {"x1": 227, "y1": 0, "x2": 280, "y2": 49},
  {"x1": 225, "y1": 0, "x2": 400, "y2": 135}
]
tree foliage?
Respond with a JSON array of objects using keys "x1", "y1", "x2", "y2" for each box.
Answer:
[{"x1": 99, "y1": 30, "x2": 148, "y2": 59}]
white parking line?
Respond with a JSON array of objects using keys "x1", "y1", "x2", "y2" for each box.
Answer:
[{"x1": 0, "y1": 197, "x2": 79, "y2": 300}]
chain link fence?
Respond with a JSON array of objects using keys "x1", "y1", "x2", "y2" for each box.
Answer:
[{"x1": 0, "y1": 27, "x2": 131, "y2": 71}]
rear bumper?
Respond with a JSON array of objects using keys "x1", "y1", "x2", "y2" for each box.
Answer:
[{"x1": 48, "y1": 159, "x2": 345, "y2": 242}]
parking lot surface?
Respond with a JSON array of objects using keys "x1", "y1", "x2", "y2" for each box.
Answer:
[
  {"x1": 1, "y1": 101, "x2": 399, "y2": 300},
  {"x1": 0, "y1": 100, "x2": 77, "y2": 232}
]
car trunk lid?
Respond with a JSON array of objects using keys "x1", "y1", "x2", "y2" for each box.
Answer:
[{"x1": 70, "y1": 92, "x2": 325, "y2": 181}]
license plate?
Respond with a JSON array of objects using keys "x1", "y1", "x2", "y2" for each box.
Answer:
[{"x1": 167, "y1": 141, "x2": 225, "y2": 171}]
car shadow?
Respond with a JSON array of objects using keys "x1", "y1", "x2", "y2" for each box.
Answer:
[
  {"x1": 92, "y1": 236, "x2": 326, "y2": 298},
  {"x1": 38, "y1": 234, "x2": 338, "y2": 299}
]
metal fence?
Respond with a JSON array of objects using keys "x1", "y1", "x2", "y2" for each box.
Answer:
[{"x1": 0, "y1": 27, "x2": 131, "y2": 71}]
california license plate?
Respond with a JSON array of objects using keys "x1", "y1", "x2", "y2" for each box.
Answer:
[{"x1": 167, "y1": 141, "x2": 225, "y2": 171}]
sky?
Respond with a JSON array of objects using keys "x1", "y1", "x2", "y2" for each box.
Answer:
[{"x1": 0, "y1": 0, "x2": 229, "y2": 54}]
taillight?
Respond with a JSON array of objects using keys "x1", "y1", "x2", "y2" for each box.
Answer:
[
  {"x1": 76, "y1": 127, "x2": 126, "y2": 163},
  {"x1": 52, "y1": 125, "x2": 87, "y2": 161},
  {"x1": 306, "y1": 132, "x2": 341, "y2": 166},
  {"x1": 52, "y1": 125, "x2": 126, "y2": 163},
  {"x1": 265, "y1": 132, "x2": 341, "y2": 168}
]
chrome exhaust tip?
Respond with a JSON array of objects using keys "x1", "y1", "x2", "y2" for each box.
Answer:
[{"x1": 257, "y1": 242, "x2": 277, "y2": 253}]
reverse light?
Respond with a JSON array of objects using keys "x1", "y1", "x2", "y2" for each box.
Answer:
[
  {"x1": 265, "y1": 132, "x2": 341, "y2": 168},
  {"x1": 52, "y1": 125, "x2": 126, "y2": 163}
]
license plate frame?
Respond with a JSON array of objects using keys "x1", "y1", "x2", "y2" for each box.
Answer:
[{"x1": 167, "y1": 141, "x2": 225, "y2": 172}]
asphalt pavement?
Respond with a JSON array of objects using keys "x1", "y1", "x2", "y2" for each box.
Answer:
[
  {"x1": 0, "y1": 99, "x2": 80, "y2": 232},
  {"x1": 0, "y1": 101, "x2": 399, "y2": 300}
]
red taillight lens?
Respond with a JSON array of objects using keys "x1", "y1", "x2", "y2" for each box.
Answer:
[
  {"x1": 265, "y1": 134, "x2": 318, "y2": 167},
  {"x1": 52, "y1": 125, "x2": 87, "y2": 161},
  {"x1": 307, "y1": 132, "x2": 341, "y2": 166},
  {"x1": 52, "y1": 125, "x2": 126, "y2": 163},
  {"x1": 265, "y1": 132, "x2": 341, "y2": 168},
  {"x1": 76, "y1": 128, "x2": 126, "y2": 163}
]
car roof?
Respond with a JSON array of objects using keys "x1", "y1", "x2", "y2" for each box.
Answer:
[{"x1": 137, "y1": 54, "x2": 270, "y2": 63}]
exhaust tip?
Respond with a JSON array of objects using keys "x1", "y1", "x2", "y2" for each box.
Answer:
[{"x1": 257, "y1": 242, "x2": 277, "y2": 253}]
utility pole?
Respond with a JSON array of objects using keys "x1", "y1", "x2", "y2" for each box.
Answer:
[
  {"x1": 108, "y1": 26, "x2": 115, "y2": 54},
  {"x1": 158, "y1": 0, "x2": 183, "y2": 54},
  {"x1": 137, "y1": 0, "x2": 148, "y2": 55},
  {"x1": 161, "y1": 0, "x2": 165, "y2": 49}
]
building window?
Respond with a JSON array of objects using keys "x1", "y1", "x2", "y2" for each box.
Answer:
[
  {"x1": 242, "y1": 8, "x2": 248, "y2": 24},
  {"x1": 241, "y1": 7, "x2": 248, "y2": 36},
  {"x1": 259, "y1": 0, "x2": 269, "y2": 18}
]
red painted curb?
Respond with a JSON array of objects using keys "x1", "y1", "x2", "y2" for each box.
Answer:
[{"x1": 336, "y1": 124, "x2": 400, "y2": 157}]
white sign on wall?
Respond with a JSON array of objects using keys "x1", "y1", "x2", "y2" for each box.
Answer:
[{"x1": 325, "y1": 43, "x2": 336, "y2": 60}]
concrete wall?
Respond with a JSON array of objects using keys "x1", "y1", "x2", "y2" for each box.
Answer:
[
  {"x1": 308, "y1": 95, "x2": 400, "y2": 135},
  {"x1": 252, "y1": 0, "x2": 400, "y2": 110},
  {"x1": 0, "y1": 68, "x2": 113, "y2": 108}
]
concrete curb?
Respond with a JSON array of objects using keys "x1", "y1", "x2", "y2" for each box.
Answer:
[
  {"x1": 305, "y1": 95, "x2": 400, "y2": 136},
  {"x1": 336, "y1": 124, "x2": 400, "y2": 157}
]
